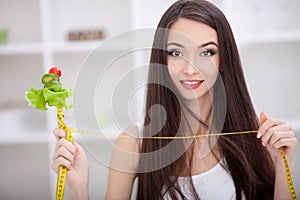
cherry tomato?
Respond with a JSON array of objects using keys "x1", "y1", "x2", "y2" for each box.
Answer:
[{"x1": 49, "y1": 67, "x2": 62, "y2": 77}]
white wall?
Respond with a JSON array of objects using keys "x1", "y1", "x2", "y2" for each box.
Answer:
[{"x1": 0, "y1": 0, "x2": 299, "y2": 199}]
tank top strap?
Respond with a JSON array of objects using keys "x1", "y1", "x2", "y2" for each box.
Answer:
[{"x1": 135, "y1": 121, "x2": 144, "y2": 146}]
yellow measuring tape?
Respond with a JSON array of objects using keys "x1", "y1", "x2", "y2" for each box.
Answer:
[
  {"x1": 279, "y1": 148, "x2": 297, "y2": 200},
  {"x1": 71, "y1": 128, "x2": 259, "y2": 139},
  {"x1": 56, "y1": 108, "x2": 297, "y2": 200},
  {"x1": 56, "y1": 108, "x2": 74, "y2": 200}
]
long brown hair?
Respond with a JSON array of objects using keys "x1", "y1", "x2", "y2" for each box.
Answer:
[{"x1": 137, "y1": 1, "x2": 275, "y2": 199}]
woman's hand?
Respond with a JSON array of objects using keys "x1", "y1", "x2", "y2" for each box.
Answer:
[
  {"x1": 51, "y1": 128, "x2": 90, "y2": 200},
  {"x1": 257, "y1": 112, "x2": 298, "y2": 167}
]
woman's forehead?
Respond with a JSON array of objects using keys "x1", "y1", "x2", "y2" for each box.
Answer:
[{"x1": 167, "y1": 18, "x2": 218, "y2": 46}]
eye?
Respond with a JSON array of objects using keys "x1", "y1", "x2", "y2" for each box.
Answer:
[
  {"x1": 200, "y1": 50, "x2": 216, "y2": 57},
  {"x1": 168, "y1": 50, "x2": 183, "y2": 57}
]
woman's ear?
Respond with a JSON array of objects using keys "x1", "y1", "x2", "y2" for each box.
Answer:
[{"x1": 218, "y1": 64, "x2": 223, "y2": 72}]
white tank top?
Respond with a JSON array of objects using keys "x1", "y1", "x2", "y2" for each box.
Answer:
[
  {"x1": 162, "y1": 159, "x2": 241, "y2": 199},
  {"x1": 134, "y1": 123, "x2": 245, "y2": 200}
]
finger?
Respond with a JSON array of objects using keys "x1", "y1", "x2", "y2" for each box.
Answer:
[
  {"x1": 53, "y1": 146, "x2": 75, "y2": 164},
  {"x1": 268, "y1": 130, "x2": 294, "y2": 147},
  {"x1": 258, "y1": 118, "x2": 285, "y2": 137},
  {"x1": 73, "y1": 142, "x2": 88, "y2": 161},
  {"x1": 261, "y1": 124, "x2": 292, "y2": 145},
  {"x1": 55, "y1": 138, "x2": 76, "y2": 155},
  {"x1": 51, "y1": 157, "x2": 71, "y2": 173},
  {"x1": 257, "y1": 112, "x2": 268, "y2": 138},
  {"x1": 259, "y1": 112, "x2": 268, "y2": 125},
  {"x1": 273, "y1": 137, "x2": 298, "y2": 149},
  {"x1": 74, "y1": 141, "x2": 84, "y2": 154},
  {"x1": 53, "y1": 128, "x2": 66, "y2": 141}
]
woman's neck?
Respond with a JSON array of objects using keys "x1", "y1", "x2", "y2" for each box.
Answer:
[{"x1": 184, "y1": 91, "x2": 213, "y2": 127}]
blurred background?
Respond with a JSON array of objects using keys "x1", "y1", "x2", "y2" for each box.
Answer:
[{"x1": 0, "y1": 0, "x2": 299, "y2": 199}]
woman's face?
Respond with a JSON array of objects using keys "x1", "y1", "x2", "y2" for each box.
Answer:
[{"x1": 166, "y1": 18, "x2": 220, "y2": 101}]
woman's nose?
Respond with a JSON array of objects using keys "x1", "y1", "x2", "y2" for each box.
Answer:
[{"x1": 183, "y1": 59, "x2": 198, "y2": 75}]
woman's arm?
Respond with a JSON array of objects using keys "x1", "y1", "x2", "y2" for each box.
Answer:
[
  {"x1": 273, "y1": 158, "x2": 295, "y2": 200},
  {"x1": 105, "y1": 125, "x2": 141, "y2": 200},
  {"x1": 257, "y1": 112, "x2": 298, "y2": 200},
  {"x1": 51, "y1": 128, "x2": 90, "y2": 200},
  {"x1": 51, "y1": 125, "x2": 140, "y2": 200}
]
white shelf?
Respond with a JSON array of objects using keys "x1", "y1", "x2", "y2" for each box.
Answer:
[
  {"x1": 50, "y1": 39, "x2": 139, "y2": 53},
  {"x1": 0, "y1": 43, "x2": 43, "y2": 55},
  {"x1": 49, "y1": 0, "x2": 133, "y2": 43},
  {"x1": 0, "y1": 132, "x2": 51, "y2": 145},
  {"x1": 0, "y1": 40, "x2": 142, "y2": 55},
  {"x1": 51, "y1": 41, "x2": 100, "y2": 53}
]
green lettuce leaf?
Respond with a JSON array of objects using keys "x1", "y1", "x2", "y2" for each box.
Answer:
[
  {"x1": 25, "y1": 87, "x2": 73, "y2": 110},
  {"x1": 43, "y1": 87, "x2": 73, "y2": 109},
  {"x1": 25, "y1": 87, "x2": 47, "y2": 110}
]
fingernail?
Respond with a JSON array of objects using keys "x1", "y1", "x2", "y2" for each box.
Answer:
[{"x1": 256, "y1": 132, "x2": 262, "y2": 139}]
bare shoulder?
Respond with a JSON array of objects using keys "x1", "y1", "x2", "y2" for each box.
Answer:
[
  {"x1": 105, "y1": 125, "x2": 141, "y2": 199},
  {"x1": 110, "y1": 124, "x2": 141, "y2": 172},
  {"x1": 114, "y1": 124, "x2": 141, "y2": 154}
]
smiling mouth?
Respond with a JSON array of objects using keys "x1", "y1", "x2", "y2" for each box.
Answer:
[{"x1": 180, "y1": 80, "x2": 204, "y2": 89}]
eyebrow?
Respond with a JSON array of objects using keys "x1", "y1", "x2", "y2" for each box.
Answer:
[{"x1": 167, "y1": 41, "x2": 218, "y2": 48}]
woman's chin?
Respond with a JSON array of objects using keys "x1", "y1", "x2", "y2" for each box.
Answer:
[{"x1": 178, "y1": 90, "x2": 211, "y2": 101}]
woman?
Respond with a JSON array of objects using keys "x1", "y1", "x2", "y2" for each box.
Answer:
[{"x1": 51, "y1": 0, "x2": 298, "y2": 199}]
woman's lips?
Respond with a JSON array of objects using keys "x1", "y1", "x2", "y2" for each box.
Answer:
[{"x1": 179, "y1": 80, "x2": 204, "y2": 89}]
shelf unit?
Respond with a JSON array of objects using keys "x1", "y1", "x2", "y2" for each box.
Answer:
[
  {"x1": 0, "y1": 0, "x2": 176, "y2": 139},
  {"x1": 1, "y1": 0, "x2": 299, "y2": 199},
  {"x1": 0, "y1": 0, "x2": 177, "y2": 199}
]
